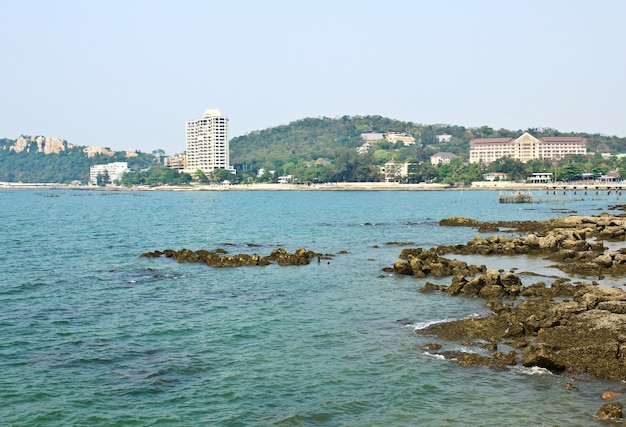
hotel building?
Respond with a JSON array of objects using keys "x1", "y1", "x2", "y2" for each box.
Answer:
[
  {"x1": 469, "y1": 132, "x2": 587, "y2": 164},
  {"x1": 185, "y1": 109, "x2": 233, "y2": 175}
]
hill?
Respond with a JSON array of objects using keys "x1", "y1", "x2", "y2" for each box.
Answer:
[
  {"x1": 0, "y1": 136, "x2": 158, "y2": 184},
  {"x1": 2, "y1": 116, "x2": 625, "y2": 184},
  {"x1": 229, "y1": 115, "x2": 626, "y2": 180}
]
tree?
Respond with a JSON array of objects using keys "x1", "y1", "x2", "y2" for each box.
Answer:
[
  {"x1": 591, "y1": 165, "x2": 609, "y2": 178},
  {"x1": 558, "y1": 164, "x2": 584, "y2": 181},
  {"x1": 210, "y1": 168, "x2": 234, "y2": 183},
  {"x1": 96, "y1": 171, "x2": 110, "y2": 186},
  {"x1": 487, "y1": 157, "x2": 529, "y2": 181},
  {"x1": 407, "y1": 161, "x2": 438, "y2": 183},
  {"x1": 178, "y1": 172, "x2": 192, "y2": 185},
  {"x1": 525, "y1": 158, "x2": 554, "y2": 174},
  {"x1": 372, "y1": 149, "x2": 392, "y2": 164},
  {"x1": 325, "y1": 149, "x2": 380, "y2": 182},
  {"x1": 159, "y1": 168, "x2": 181, "y2": 185},
  {"x1": 193, "y1": 169, "x2": 208, "y2": 183}
]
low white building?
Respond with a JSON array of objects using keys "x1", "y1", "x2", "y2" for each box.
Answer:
[
  {"x1": 386, "y1": 133, "x2": 415, "y2": 146},
  {"x1": 379, "y1": 159, "x2": 409, "y2": 182},
  {"x1": 430, "y1": 152, "x2": 459, "y2": 165},
  {"x1": 483, "y1": 172, "x2": 508, "y2": 182},
  {"x1": 89, "y1": 162, "x2": 129, "y2": 185},
  {"x1": 357, "y1": 132, "x2": 385, "y2": 154},
  {"x1": 164, "y1": 154, "x2": 186, "y2": 171},
  {"x1": 529, "y1": 172, "x2": 554, "y2": 183}
]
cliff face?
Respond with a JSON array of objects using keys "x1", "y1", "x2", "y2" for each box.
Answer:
[
  {"x1": 1, "y1": 136, "x2": 136, "y2": 160},
  {"x1": 82, "y1": 146, "x2": 115, "y2": 157},
  {"x1": 6, "y1": 135, "x2": 75, "y2": 155}
]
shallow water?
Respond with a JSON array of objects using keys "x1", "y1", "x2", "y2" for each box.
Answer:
[{"x1": 1, "y1": 189, "x2": 625, "y2": 426}]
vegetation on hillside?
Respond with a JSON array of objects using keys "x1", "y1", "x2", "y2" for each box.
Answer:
[
  {"x1": 2, "y1": 116, "x2": 626, "y2": 185},
  {"x1": 0, "y1": 138, "x2": 158, "y2": 184},
  {"x1": 230, "y1": 116, "x2": 626, "y2": 184}
]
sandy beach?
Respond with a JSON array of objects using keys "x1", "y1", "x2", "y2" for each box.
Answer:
[{"x1": 0, "y1": 181, "x2": 555, "y2": 191}]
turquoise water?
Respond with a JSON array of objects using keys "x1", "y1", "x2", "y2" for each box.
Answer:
[{"x1": 1, "y1": 189, "x2": 624, "y2": 426}]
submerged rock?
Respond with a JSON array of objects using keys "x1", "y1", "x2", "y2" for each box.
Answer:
[
  {"x1": 596, "y1": 402, "x2": 623, "y2": 420},
  {"x1": 140, "y1": 247, "x2": 325, "y2": 267},
  {"x1": 437, "y1": 350, "x2": 509, "y2": 371}
]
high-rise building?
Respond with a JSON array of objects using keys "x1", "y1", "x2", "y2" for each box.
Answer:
[{"x1": 185, "y1": 109, "x2": 233, "y2": 175}]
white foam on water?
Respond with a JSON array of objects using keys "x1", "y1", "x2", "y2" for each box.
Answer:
[
  {"x1": 422, "y1": 352, "x2": 446, "y2": 360},
  {"x1": 511, "y1": 365, "x2": 552, "y2": 376}
]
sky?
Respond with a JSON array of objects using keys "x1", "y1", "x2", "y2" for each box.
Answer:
[{"x1": 2, "y1": 0, "x2": 625, "y2": 154}]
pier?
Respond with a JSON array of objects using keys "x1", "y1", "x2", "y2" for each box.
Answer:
[{"x1": 545, "y1": 184, "x2": 623, "y2": 196}]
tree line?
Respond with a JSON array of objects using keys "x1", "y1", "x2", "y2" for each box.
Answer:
[
  {"x1": 229, "y1": 116, "x2": 626, "y2": 185},
  {"x1": 3, "y1": 116, "x2": 626, "y2": 186}
]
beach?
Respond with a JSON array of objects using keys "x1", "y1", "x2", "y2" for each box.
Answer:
[{"x1": 0, "y1": 180, "x2": 573, "y2": 191}]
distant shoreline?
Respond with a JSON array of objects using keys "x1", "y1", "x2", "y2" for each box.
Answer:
[{"x1": 1, "y1": 181, "x2": 622, "y2": 192}]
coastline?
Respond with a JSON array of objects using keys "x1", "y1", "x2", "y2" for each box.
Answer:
[{"x1": 0, "y1": 181, "x2": 560, "y2": 192}]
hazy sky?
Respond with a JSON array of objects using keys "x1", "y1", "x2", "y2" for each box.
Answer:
[{"x1": 2, "y1": 0, "x2": 625, "y2": 153}]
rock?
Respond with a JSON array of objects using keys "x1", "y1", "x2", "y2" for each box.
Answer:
[
  {"x1": 140, "y1": 250, "x2": 163, "y2": 258},
  {"x1": 597, "y1": 301, "x2": 626, "y2": 314},
  {"x1": 268, "y1": 247, "x2": 319, "y2": 266},
  {"x1": 478, "y1": 223, "x2": 500, "y2": 232},
  {"x1": 596, "y1": 402, "x2": 622, "y2": 420},
  {"x1": 461, "y1": 276, "x2": 486, "y2": 297},
  {"x1": 437, "y1": 350, "x2": 509, "y2": 371},
  {"x1": 594, "y1": 253, "x2": 614, "y2": 268},
  {"x1": 438, "y1": 217, "x2": 485, "y2": 227},
  {"x1": 429, "y1": 262, "x2": 452, "y2": 277},
  {"x1": 399, "y1": 247, "x2": 423, "y2": 259},
  {"x1": 445, "y1": 275, "x2": 467, "y2": 296},
  {"x1": 492, "y1": 350, "x2": 517, "y2": 365},
  {"x1": 393, "y1": 259, "x2": 413, "y2": 275},
  {"x1": 421, "y1": 282, "x2": 446, "y2": 293},
  {"x1": 176, "y1": 248, "x2": 199, "y2": 263},
  {"x1": 561, "y1": 238, "x2": 590, "y2": 251},
  {"x1": 424, "y1": 343, "x2": 441, "y2": 350},
  {"x1": 401, "y1": 213, "x2": 626, "y2": 382},
  {"x1": 602, "y1": 391, "x2": 620, "y2": 399},
  {"x1": 478, "y1": 284, "x2": 506, "y2": 300},
  {"x1": 524, "y1": 233, "x2": 540, "y2": 249},
  {"x1": 142, "y1": 247, "x2": 324, "y2": 268},
  {"x1": 522, "y1": 343, "x2": 564, "y2": 372}
]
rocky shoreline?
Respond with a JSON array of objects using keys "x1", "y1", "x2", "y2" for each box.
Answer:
[
  {"x1": 387, "y1": 211, "x2": 626, "y2": 420},
  {"x1": 141, "y1": 211, "x2": 626, "y2": 419}
]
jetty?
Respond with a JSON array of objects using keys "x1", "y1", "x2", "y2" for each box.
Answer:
[{"x1": 545, "y1": 184, "x2": 624, "y2": 196}]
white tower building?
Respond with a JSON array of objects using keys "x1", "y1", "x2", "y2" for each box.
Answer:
[{"x1": 185, "y1": 109, "x2": 232, "y2": 175}]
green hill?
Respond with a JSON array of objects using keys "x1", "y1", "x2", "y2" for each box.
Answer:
[
  {"x1": 230, "y1": 115, "x2": 626, "y2": 181},
  {"x1": 2, "y1": 116, "x2": 625, "y2": 184},
  {"x1": 0, "y1": 136, "x2": 158, "y2": 184}
]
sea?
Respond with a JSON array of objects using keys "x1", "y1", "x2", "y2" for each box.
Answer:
[{"x1": 1, "y1": 188, "x2": 625, "y2": 427}]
